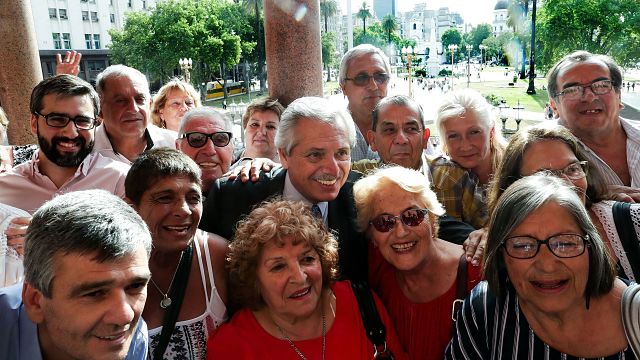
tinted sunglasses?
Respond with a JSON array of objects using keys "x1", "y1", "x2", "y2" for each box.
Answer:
[
  {"x1": 182, "y1": 131, "x2": 232, "y2": 148},
  {"x1": 369, "y1": 208, "x2": 430, "y2": 233}
]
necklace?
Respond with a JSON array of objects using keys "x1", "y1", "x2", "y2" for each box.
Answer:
[
  {"x1": 149, "y1": 249, "x2": 185, "y2": 309},
  {"x1": 274, "y1": 309, "x2": 326, "y2": 360}
]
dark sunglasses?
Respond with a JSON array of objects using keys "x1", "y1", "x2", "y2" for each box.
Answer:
[
  {"x1": 345, "y1": 73, "x2": 390, "y2": 87},
  {"x1": 369, "y1": 208, "x2": 430, "y2": 233},
  {"x1": 182, "y1": 131, "x2": 232, "y2": 148}
]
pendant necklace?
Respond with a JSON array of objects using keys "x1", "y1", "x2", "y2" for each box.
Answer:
[
  {"x1": 274, "y1": 308, "x2": 326, "y2": 360},
  {"x1": 149, "y1": 249, "x2": 185, "y2": 309}
]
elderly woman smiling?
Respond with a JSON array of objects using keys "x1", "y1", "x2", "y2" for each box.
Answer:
[
  {"x1": 354, "y1": 166, "x2": 481, "y2": 360},
  {"x1": 446, "y1": 175, "x2": 631, "y2": 359},
  {"x1": 207, "y1": 199, "x2": 406, "y2": 359}
]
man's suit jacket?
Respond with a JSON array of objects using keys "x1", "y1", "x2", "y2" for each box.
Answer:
[{"x1": 200, "y1": 167, "x2": 368, "y2": 282}]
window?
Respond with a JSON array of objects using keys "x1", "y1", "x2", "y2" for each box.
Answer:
[
  {"x1": 110, "y1": 0, "x2": 114, "y2": 5},
  {"x1": 87, "y1": 60, "x2": 105, "y2": 72},
  {"x1": 90, "y1": 0, "x2": 96, "y2": 3},
  {"x1": 80, "y1": 0, "x2": 88, "y2": 2},
  {"x1": 91, "y1": 11, "x2": 98, "y2": 22},
  {"x1": 128, "y1": 0, "x2": 132, "y2": 8},
  {"x1": 143, "y1": 0, "x2": 147, "y2": 9},
  {"x1": 49, "y1": 8, "x2": 57, "y2": 18},
  {"x1": 62, "y1": 33, "x2": 71, "y2": 49},
  {"x1": 93, "y1": 34, "x2": 101, "y2": 49},
  {"x1": 52, "y1": 33, "x2": 61, "y2": 49},
  {"x1": 82, "y1": 11, "x2": 89, "y2": 21},
  {"x1": 59, "y1": 9, "x2": 68, "y2": 19},
  {"x1": 85, "y1": 34, "x2": 92, "y2": 49},
  {"x1": 110, "y1": 13, "x2": 115, "y2": 23}
]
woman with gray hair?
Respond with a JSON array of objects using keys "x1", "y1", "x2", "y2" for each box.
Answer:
[
  {"x1": 354, "y1": 166, "x2": 481, "y2": 360},
  {"x1": 446, "y1": 175, "x2": 632, "y2": 359},
  {"x1": 430, "y1": 88, "x2": 506, "y2": 230}
]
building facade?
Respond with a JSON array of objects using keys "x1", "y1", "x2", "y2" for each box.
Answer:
[
  {"x1": 31, "y1": 0, "x2": 158, "y2": 84},
  {"x1": 492, "y1": 0, "x2": 509, "y2": 36}
]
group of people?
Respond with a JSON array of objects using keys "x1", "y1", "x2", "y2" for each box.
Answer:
[{"x1": 0, "y1": 43, "x2": 639, "y2": 360}]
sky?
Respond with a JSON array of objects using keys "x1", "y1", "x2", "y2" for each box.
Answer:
[{"x1": 339, "y1": 0, "x2": 497, "y2": 27}]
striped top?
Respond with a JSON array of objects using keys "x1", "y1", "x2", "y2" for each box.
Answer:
[{"x1": 445, "y1": 281, "x2": 634, "y2": 360}]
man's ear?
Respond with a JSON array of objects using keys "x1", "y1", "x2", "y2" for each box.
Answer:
[
  {"x1": 549, "y1": 97, "x2": 559, "y2": 115},
  {"x1": 30, "y1": 114, "x2": 38, "y2": 136},
  {"x1": 366, "y1": 130, "x2": 378, "y2": 152},
  {"x1": 22, "y1": 282, "x2": 46, "y2": 324},
  {"x1": 278, "y1": 148, "x2": 289, "y2": 169},
  {"x1": 422, "y1": 128, "x2": 431, "y2": 149},
  {"x1": 124, "y1": 197, "x2": 136, "y2": 208}
]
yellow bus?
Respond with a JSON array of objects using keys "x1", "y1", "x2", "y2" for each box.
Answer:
[{"x1": 206, "y1": 81, "x2": 245, "y2": 100}]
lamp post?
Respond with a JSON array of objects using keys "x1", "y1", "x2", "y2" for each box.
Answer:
[
  {"x1": 466, "y1": 44, "x2": 472, "y2": 88},
  {"x1": 401, "y1": 46, "x2": 415, "y2": 98},
  {"x1": 526, "y1": 0, "x2": 538, "y2": 94},
  {"x1": 479, "y1": 44, "x2": 485, "y2": 67},
  {"x1": 179, "y1": 58, "x2": 193, "y2": 83},
  {"x1": 447, "y1": 44, "x2": 458, "y2": 90}
]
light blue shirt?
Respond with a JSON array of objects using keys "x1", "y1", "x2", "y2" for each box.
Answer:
[
  {"x1": 283, "y1": 172, "x2": 328, "y2": 224},
  {"x1": 0, "y1": 283, "x2": 149, "y2": 360}
]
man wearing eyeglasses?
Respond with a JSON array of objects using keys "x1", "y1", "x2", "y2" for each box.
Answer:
[
  {"x1": 94, "y1": 65, "x2": 177, "y2": 164},
  {"x1": 176, "y1": 107, "x2": 234, "y2": 196},
  {"x1": 548, "y1": 51, "x2": 640, "y2": 200},
  {"x1": 339, "y1": 44, "x2": 391, "y2": 162},
  {"x1": 0, "y1": 75, "x2": 130, "y2": 214}
]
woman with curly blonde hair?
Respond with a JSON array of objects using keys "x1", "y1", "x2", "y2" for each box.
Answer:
[{"x1": 151, "y1": 79, "x2": 201, "y2": 131}]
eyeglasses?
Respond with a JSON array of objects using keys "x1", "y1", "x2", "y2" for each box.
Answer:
[
  {"x1": 34, "y1": 111, "x2": 96, "y2": 130},
  {"x1": 369, "y1": 208, "x2": 430, "y2": 233},
  {"x1": 502, "y1": 233, "x2": 590, "y2": 259},
  {"x1": 555, "y1": 80, "x2": 613, "y2": 100},
  {"x1": 535, "y1": 161, "x2": 588, "y2": 180},
  {"x1": 344, "y1": 73, "x2": 390, "y2": 87},
  {"x1": 182, "y1": 131, "x2": 232, "y2": 148}
]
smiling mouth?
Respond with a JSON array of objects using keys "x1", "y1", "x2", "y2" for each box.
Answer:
[
  {"x1": 198, "y1": 162, "x2": 219, "y2": 169},
  {"x1": 530, "y1": 280, "x2": 568, "y2": 290},
  {"x1": 164, "y1": 225, "x2": 191, "y2": 233},
  {"x1": 316, "y1": 178, "x2": 337, "y2": 186},
  {"x1": 391, "y1": 241, "x2": 417, "y2": 252},
  {"x1": 289, "y1": 287, "x2": 311, "y2": 299},
  {"x1": 580, "y1": 109, "x2": 602, "y2": 114}
]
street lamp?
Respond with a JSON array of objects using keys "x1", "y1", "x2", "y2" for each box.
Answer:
[
  {"x1": 401, "y1": 46, "x2": 416, "y2": 98},
  {"x1": 179, "y1": 58, "x2": 193, "y2": 83},
  {"x1": 479, "y1": 44, "x2": 485, "y2": 67},
  {"x1": 466, "y1": 44, "x2": 472, "y2": 88},
  {"x1": 526, "y1": 0, "x2": 538, "y2": 94},
  {"x1": 447, "y1": 44, "x2": 458, "y2": 90}
]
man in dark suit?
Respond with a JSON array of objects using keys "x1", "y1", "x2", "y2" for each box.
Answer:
[{"x1": 200, "y1": 96, "x2": 368, "y2": 282}]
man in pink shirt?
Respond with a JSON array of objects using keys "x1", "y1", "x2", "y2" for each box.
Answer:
[{"x1": 0, "y1": 74, "x2": 130, "y2": 214}]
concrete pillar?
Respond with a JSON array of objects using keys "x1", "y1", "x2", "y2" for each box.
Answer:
[
  {"x1": 0, "y1": 0, "x2": 42, "y2": 145},
  {"x1": 264, "y1": 0, "x2": 323, "y2": 106}
]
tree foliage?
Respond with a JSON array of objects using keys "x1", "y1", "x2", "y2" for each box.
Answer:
[
  {"x1": 467, "y1": 24, "x2": 493, "y2": 53},
  {"x1": 321, "y1": 32, "x2": 337, "y2": 81},
  {"x1": 381, "y1": 15, "x2": 398, "y2": 44},
  {"x1": 320, "y1": 0, "x2": 338, "y2": 33},
  {"x1": 109, "y1": 0, "x2": 251, "y2": 85},
  {"x1": 357, "y1": 2, "x2": 372, "y2": 34},
  {"x1": 537, "y1": 0, "x2": 640, "y2": 69}
]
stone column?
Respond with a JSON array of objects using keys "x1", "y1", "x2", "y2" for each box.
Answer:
[
  {"x1": 0, "y1": 0, "x2": 41, "y2": 145},
  {"x1": 264, "y1": 0, "x2": 323, "y2": 106}
]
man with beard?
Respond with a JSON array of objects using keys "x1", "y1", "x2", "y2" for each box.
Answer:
[{"x1": 0, "y1": 75, "x2": 130, "y2": 214}]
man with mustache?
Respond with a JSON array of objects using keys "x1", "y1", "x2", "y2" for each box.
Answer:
[
  {"x1": 0, "y1": 190, "x2": 152, "y2": 360},
  {"x1": 176, "y1": 107, "x2": 234, "y2": 196},
  {"x1": 339, "y1": 44, "x2": 391, "y2": 162},
  {"x1": 200, "y1": 97, "x2": 368, "y2": 282},
  {"x1": 0, "y1": 75, "x2": 130, "y2": 213},
  {"x1": 94, "y1": 65, "x2": 176, "y2": 164},
  {"x1": 548, "y1": 51, "x2": 640, "y2": 200}
]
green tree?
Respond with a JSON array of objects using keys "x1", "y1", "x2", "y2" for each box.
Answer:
[
  {"x1": 109, "y1": 0, "x2": 246, "y2": 92},
  {"x1": 537, "y1": 0, "x2": 640, "y2": 69},
  {"x1": 242, "y1": 0, "x2": 266, "y2": 92},
  {"x1": 357, "y1": 2, "x2": 372, "y2": 34},
  {"x1": 469, "y1": 23, "x2": 493, "y2": 52},
  {"x1": 441, "y1": 28, "x2": 462, "y2": 63},
  {"x1": 321, "y1": 32, "x2": 336, "y2": 81},
  {"x1": 320, "y1": 0, "x2": 338, "y2": 34},
  {"x1": 381, "y1": 14, "x2": 398, "y2": 44}
]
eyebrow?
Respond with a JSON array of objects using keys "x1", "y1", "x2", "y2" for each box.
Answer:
[
  {"x1": 561, "y1": 77, "x2": 610, "y2": 89},
  {"x1": 69, "y1": 274, "x2": 151, "y2": 298}
]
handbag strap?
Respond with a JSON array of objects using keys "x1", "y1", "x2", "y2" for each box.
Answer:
[
  {"x1": 351, "y1": 281, "x2": 393, "y2": 358},
  {"x1": 153, "y1": 242, "x2": 194, "y2": 360},
  {"x1": 612, "y1": 202, "x2": 640, "y2": 280},
  {"x1": 452, "y1": 255, "x2": 468, "y2": 322}
]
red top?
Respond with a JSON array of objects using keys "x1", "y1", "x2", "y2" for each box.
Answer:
[
  {"x1": 369, "y1": 248, "x2": 482, "y2": 360},
  {"x1": 207, "y1": 280, "x2": 408, "y2": 359}
]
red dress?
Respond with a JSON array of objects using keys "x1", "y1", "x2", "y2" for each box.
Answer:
[
  {"x1": 207, "y1": 281, "x2": 408, "y2": 359},
  {"x1": 369, "y1": 249, "x2": 481, "y2": 360}
]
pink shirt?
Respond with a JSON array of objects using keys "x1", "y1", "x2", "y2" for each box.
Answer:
[{"x1": 0, "y1": 152, "x2": 130, "y2": 214}]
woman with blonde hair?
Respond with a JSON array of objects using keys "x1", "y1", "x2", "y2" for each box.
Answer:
[
  {"x1": 151, "y1": 79, "x2": 201, "y2": 131},
  {"x1": 430, "y1": 89, "x2": 506, "y2": 230}
]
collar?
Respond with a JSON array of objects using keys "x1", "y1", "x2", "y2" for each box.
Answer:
[
  {"x1": 283, "y1": 172, "x2": 328, "y2": 222},
  {"x1": 29, "y1": 151, "x2": 96, "y2": 179}
]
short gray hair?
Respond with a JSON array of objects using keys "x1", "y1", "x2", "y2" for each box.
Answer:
[
  {"x1": 339, "y1": 44, "x2": 391, "y2": 85},
  {"x1": 546, "y1": 50, "x2": 622, "y2": 99},
  {"x1": 275, "y1": 96, "x2": 356, "y2": 156},
  {"x1": 24, "y1": 190, "x2": 152, "y2": 297},
  {"x1": 95, "y1": 64, "x2": 150, "y2": 99},
  {"x1": 483, "y1": 174, "x2": 615, "y2": 299},
  {"x1": 372, "y1": 95, "x2": 424, "y2": 131},
  {"x1": 178, "y1": 106, "x2": 233, "y2": 136}
]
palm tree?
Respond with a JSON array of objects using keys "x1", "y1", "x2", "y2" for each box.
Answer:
[
  {"x1": 357, "y1": 2, "x2": 371, "y2": 34},
  {"x1": 320, "y1": 0, "x2": 338, "y2": 34},
  {"x1": 382, "y1": 14, "x2": 398, "y2": 44},
  {"x1": 243, "y1": 0, "x2": 266, "y2": 92}
]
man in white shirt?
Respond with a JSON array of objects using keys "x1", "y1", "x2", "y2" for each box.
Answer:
[{"x1": 94, "y1": 65, "x2": 176, "y2": 164}]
